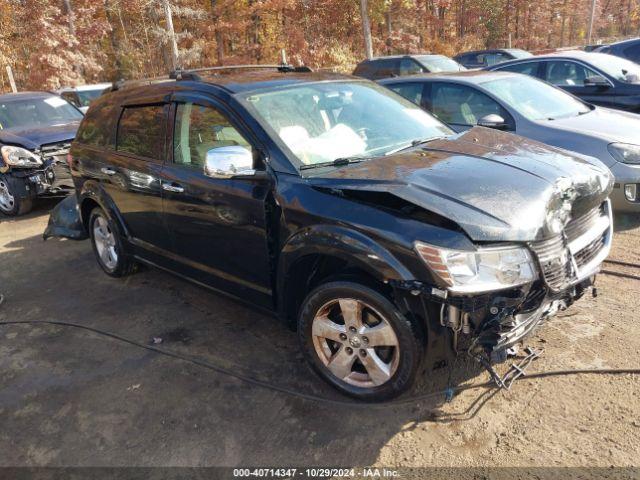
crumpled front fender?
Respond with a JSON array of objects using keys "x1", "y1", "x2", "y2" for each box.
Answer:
[{"x1": 42, "y1": 195, "x2": 88, "y2": 241}]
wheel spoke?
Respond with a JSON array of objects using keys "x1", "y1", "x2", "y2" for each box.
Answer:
[
  {"x1": 338, "y1": 299, "x2": 363, "y2": 331},
  {"x1": 362, "y1": 322, "x2": 397, "y2": 347},
  {"x1": 99, "y1": 246, "x2": 111, "y2": 265},
  {"x1": 312, "y1": 315, "x2": 346, "y2": 342},
  {"x1": 360, "y1": 349, "x2": 392, "y2": 386},
  {"x1": 326, "y1": 346, "x2": 356, "y2": 380}
]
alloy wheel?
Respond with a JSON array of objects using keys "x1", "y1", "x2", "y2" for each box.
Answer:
[
  {"x1": 311, "y1": 298, "x2": 400, "y2": 388},
  {"x1": 93, "y1": 216, "x2": 118, "y2": 270},
  {"x1": 0, "y1": 179, "x2": 15, "y2": 213}
]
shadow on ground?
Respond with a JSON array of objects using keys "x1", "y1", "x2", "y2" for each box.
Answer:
[{"x1": 0, "y1": 211, "x2": 490, "y2": 467}]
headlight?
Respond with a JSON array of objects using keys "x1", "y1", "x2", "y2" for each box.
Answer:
[
  {"x1": 415, "y1": 242, "x2": 537, "y2": 293},
  {"x1": 0, "y1": 146, "x2": 42, "y2": 168},
  {"x1": 608, "y1": 143, "x2": 640, "y2": 165}
]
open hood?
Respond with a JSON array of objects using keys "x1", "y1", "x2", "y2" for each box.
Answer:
[
  {"x1": 308, "y1": 128, "x2": 613, "y2": 242},
  {"x1": 0, "y1": 122, "x2": 79, "y2": 150}
]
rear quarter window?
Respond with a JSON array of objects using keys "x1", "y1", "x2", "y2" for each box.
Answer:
[
  {"x1": 75, "y1": 101, "x2": 117, "y2": 149},
  {"x1": 116, "y1": 105, "x2": 167, "y2": 160}
]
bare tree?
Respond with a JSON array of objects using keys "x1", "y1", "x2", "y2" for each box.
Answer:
[{"x1": 360, "y1": 0, "x2": 373, "y2": 59}]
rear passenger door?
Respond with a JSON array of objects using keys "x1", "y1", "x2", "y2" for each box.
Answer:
[
  {"x1": 105, "y1": 101, "x2": 173, "y2": 252},
  {"x1": 159, "y1": 93, "x2": 273, "y2": 307}
]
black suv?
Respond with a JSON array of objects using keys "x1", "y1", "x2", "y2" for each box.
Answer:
[
  {"x1": 0, "y1": 92, "x2": 82, "y2": 215},
  {"x1": 353, "y1": 55, "x2": 465, "y2": 80},
  {"x1": 64, "y1": 66, "x2": 613, "y2": 400}
]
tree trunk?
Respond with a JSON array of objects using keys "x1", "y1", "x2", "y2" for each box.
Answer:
[
  {"x1": 211, "y1": 0, "x2": 224, "y2": 64},
  {"x1": 103, "y1": 0, "x2": 125, "y2": 79},
  {"x1": 62, "y1": 0, "x2": 75, "y2": 37},
  {"x1": 360, "y1": 0, "x2": 373, "y2": 59},
  {"x1": 162, "y1": 0, "x2": 179, "y2": 69}
]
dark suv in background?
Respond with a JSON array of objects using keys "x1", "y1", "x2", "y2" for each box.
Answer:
[
  {"x1": 454, "y1": 49, "x2": 532, "y2": 69},
  {"x1": 595, "y1": 38, "x2": 640, "y2": 63},
  {"x1": 0, "y1": 92, "x2": 82, "y2": 216},
  {"x1": 62, "y1": 66, "x2": 613, "y2": 401},
  {"x1": 353, "y1": 54, "x2": 465, "y2": 80}
]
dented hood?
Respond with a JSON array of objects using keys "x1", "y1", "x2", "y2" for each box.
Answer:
[
  {"x1": 308, "y1": 128, "x2": 613, "y2": 242},
  {"x1": 0, "y1": 122, "x2": 79, "y2": 150}
]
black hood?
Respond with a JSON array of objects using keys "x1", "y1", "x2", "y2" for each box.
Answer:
[
  {"x1": 308, "y1": 128, "x2": 613, "y2": 242},
  {"x1": 0, "y1": 122, "x2": 79, "y2": 150}
]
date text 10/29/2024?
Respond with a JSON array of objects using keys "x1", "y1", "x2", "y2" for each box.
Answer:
[{"x1": 233, "y1": 468, "x2": 400, "y2": 478}]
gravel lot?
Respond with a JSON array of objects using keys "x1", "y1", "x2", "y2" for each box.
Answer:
[{"x1": 1, "y1": 200, "x2": 639, "y2": 470}]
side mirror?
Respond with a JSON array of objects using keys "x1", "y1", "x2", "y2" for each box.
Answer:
[
  {"x1": 477, "y1": 114, "x2": 508, "y2": 130},
  {"x1": 204, "y1": 146, "x2": 254, "y2": 179},
  {"x1": 584, "y1": 75, "x2": 609, "y2": 87}
]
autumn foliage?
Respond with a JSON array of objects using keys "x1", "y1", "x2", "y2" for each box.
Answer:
[{"x1": 1, "y1": 0, "x2": 639, "y2": 92}]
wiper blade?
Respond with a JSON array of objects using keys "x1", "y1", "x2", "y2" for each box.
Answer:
[
  {"x1": 299, "y1": 156, "x2": 369, "y2": 171},
  {"x1": 386, "y1": 136, "x2": 445, "y2": 155}
]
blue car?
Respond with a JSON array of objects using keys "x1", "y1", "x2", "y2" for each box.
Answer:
[{"x1": 0, "y1": 92, "x2": 82, "y2": 215}]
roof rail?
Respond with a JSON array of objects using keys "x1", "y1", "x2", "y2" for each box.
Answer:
[
  {"x1": 110, "y1": 76, "x2": 172, "y2": 92},
  {"x1": 169, "y1": 63, "x2": 312, "y2": 81}
]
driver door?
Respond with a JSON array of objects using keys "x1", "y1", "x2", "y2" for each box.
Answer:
[{"x1": 159, "y1": 94, "x2": 273, "y2": 307}]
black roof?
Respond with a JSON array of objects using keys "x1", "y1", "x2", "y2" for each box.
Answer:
[
  {"x1": 195, "y1": 70, "x2": 354, "y2": 93},
  {"x1": 605, "y1": 37, "x2": 640, "y2": 48},
  {"x1": 110, "y1": 68, "x2": 356, "y2": 95}
]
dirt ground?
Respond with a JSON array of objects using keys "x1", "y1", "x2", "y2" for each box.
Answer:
[{"x1": 1, "y1": 199, "x2": 639, "y2": 470}]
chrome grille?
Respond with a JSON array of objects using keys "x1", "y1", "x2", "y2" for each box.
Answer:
[{"x1": 530, "y1": 201, "x2": 612, "y2": 291}]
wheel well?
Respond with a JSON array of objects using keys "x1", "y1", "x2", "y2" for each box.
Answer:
[
  {"x1": 80, "y1": 198, "x2": 100, "y2": 232},
  {"x1": 282, "y1": 254, "x2": 392, "y2": 329}
]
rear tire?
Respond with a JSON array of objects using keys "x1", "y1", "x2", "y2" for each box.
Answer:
[
  {"x1": 89, "y1": 207, "x2": 135, "y2": 277},
  {"x1": 0, "y1": 175, "x2": 33, "y2": 216},
  {"x1": 298, "y1": 281, "x2": 423, "y2": 401}
]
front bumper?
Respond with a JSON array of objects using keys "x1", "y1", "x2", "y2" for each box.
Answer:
[
  {"x1": 610, "y1": 161, "x2": 640, "y2": 212},
  {"x1": 11, "y1": 159, "x2": 74, "y2": 198}
]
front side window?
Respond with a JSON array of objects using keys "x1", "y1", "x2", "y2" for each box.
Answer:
[
  {"x1": 482, "y1": 75, "x2": 591, "y2": 121},
  {"x1": 430, "y1": 83, "x2": 506, "y2": 126},
  {"x1": 240, "y1": 81, "x2": 452, "y2": 169},
  {"x1": 399, "y1": 58, "x2": 423, "y2": 75},
  {"x1": 623, "y1": 44, "x2": 640, "y2": 63},
  {"x1": 388, "y1": 82, "x2": 424, "y2": 106},
  {"x1": 544, "y1": 61, "x2": 599, "y2": 86},
  {"x1": 173, "y1": 102, "x2": 252, "y2": 168},
  {"x1": 0, "y1": 96, "x2": 82, "y2": 130},
  {"x1": 117, "y1": 105, "x2": 167, "y2": 160}
]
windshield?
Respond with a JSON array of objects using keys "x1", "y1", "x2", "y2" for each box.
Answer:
[
  {"x1": 588, "y1": 53, "x2": 640, "y2": 83},
  {"x1": 482, "y1": 75, "x2": 591, "y2": 120},
  {"x1": 76, "y1": 89, "x2": 105, "y2": 107},
  {"x1": 508, "y1": 49, "x2": 533, "y2": 59},
  {"x1": 0, "y1": 96, "x2": 82, "y2": 130},
  {"x1": 416, "y1": 55, "x2": 466, "y2": 72},
  {"x1": 240, "y1": 81, "x2": 453, "y2": 169}
]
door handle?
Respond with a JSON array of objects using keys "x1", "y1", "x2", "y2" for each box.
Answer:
[
  {"x1": 101, "y1": 167, "x2": 117, "y2": 176},
  {"x1": 162, "y1": 182, "x2": 185, "y2": 193}
]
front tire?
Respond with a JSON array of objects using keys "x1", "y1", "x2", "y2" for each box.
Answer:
[
  {"x1": 89, "y1": 207, "x2": 135, "y2": 277},
  {"x1": 298, "y1": 281, "x2": 423, "y2": 401},
  {"x1": 0, "y1": 175, "x2": 33, "y2": 216}
]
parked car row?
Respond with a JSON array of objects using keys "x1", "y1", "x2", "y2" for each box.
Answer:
[{"x1": 34, "y1": 63, "x2": 618, "y2": 401}]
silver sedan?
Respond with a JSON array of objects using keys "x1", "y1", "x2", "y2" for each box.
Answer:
[{"x1": 379, "y1": 71, "x2": 640, "y2": 212}]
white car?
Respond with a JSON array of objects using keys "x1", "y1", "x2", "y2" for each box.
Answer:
[{"x1": 56, "y1": 83, "x2": 112, "y2": 113}]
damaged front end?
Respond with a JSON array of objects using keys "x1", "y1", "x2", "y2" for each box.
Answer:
[{"x1": 394, "y1": 199, "x2": 613, "y2": 364}]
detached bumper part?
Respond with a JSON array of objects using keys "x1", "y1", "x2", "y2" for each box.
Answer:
[{"x1": 43, "y1": 195, "x2": 88, "y2": 241}]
